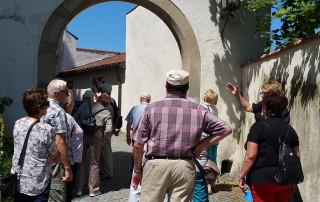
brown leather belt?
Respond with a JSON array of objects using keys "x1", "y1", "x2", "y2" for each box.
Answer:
[{"x1": 147, "y1": 156, "x2": 193, "y2": 160}]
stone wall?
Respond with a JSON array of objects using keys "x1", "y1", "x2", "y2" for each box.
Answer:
[{"x1": 240, "y1": 37, "x2": 320, "y2": 201}]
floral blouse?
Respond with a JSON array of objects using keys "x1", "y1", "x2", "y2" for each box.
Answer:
[
  {"x1": 11, "y1": 118, "x2": 57, "y2": 196},
  {"x1": 66, "y1": 113, "x2": 83, "y2": 163}
]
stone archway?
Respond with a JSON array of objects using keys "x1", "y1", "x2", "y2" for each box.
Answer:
[{"x1": 38, "y1": 0, "x2": 201, "y2": 99}]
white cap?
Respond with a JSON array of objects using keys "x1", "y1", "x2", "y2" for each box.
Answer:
[
  {"x1": 140, "y1": 92, "x2": 151, "y2": 99},
  {"x1": 100, "y1": 83, "x2": 112, "y2": 93},
  {"x1": 166, "y1": 69, "x2": 189, "y2": 85}
]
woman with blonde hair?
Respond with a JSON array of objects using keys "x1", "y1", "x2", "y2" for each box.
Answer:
[{"x1": 202, "y1": 89, "x2": 219, "y2": 195}]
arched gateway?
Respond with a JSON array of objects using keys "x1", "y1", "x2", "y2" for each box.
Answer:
[{"x1": 38, "y1": 0, "x2": 201, "y2": 99}]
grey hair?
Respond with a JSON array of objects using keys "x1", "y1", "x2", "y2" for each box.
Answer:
[{"x1": 47, "y1": 79, "x2": 67, "y2": 95}]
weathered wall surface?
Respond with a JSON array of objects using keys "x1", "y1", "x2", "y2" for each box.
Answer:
[
  {"x1": 241, "y1": 38, "x2": 320, "y2": 201},
  {"x1": 64, "y1": 68, "x2": 123, "y2": 104},
  {"x1": 0, "y1": 0, "x2": 63, "y2": 132},
  {"x1": 56, "y1": 30, "x2": 115, "y2": 75},
  {"x1": 123, "y1": 6, "x2": 182, "y2": 119}
]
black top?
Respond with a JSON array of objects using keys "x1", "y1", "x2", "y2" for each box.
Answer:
[
  {"x1": 245, "y1": 117, "x2": 299, "y2": 185},
  {"x1": 252, "y1": 101, "x2": 290, "y2": 123}
]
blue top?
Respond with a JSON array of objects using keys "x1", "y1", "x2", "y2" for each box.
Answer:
[{"x1": 125, "y1": 102, "x2": 149, "y2": 130}]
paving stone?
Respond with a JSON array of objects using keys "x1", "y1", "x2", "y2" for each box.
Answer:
[{"x1": 72, "y1": 133, "x2": 246, "y2": 202}]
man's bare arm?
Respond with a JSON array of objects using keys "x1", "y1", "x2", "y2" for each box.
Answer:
[
  {"x1": 126, "y1": 122, "x2": 132, "y2": 146},
  {"x1": 131, "y1": 142, "x2": 144, "y2": 190},
  {"x1": 193, "y1": 127, "x2": 232, "y2": 157},
  {"x1": 56, "y1": 133, "x2": 73, "y2": 182}
]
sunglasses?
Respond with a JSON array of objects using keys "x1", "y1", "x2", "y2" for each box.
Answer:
[
  {"x1": 260, "y1": 91, "x2": 266, "y2": 95},
  {"x1": 59, "y1": 90, "x2": 69, "y2": 96}
]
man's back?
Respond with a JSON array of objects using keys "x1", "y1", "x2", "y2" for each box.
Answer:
[
  {"x1": 132, "y1": 94, "x2": 228, "y2": 157},
  {"x1": 126, "y1": 102, "x2": 149, "y2": 130}
]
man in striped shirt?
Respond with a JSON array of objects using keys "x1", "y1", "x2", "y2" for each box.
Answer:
[{"x1": 131, "y1": 69, "x2": 232, "y2": 202}]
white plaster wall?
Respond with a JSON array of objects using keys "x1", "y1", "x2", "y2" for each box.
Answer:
[
  {"x1": 127, "y1": 1, "x2": 267, "y2": 169},
  {"x1": 56, "y1": 30, "x2": 115, "y2": 75},
  {"x1": 123, "y1": 6, "x2": 182, "y2": 126},
  {"x1": 62, "y1": 68, "x2": 123, "y2": 106},
  {"x1": 0, "y1": 0, "x2": 63, "y2": 133},
  {"x1": 241, "y1": 39, "x2": 320, "y2": 202}
]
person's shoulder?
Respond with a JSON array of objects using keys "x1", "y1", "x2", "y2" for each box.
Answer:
[
  {"x1": 251, "y1": 121, "x2": 264, "y2": 131},
  {"x1": 36, "y1": 122, "x2": 53, "y2": 133},
  {"x1": 148, "y1": 99, "x2": 164, "y2": 107}
]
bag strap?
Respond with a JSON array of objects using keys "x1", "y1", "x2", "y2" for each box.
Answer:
[
  {"x1": 261, "y1": 121, "x2": 291, "y2": 152},
  {"x1": 88, "y1": 102, "x2": 92, "y2": 114},
  {"x1": 194, "y1": 158, "x2": 206, "y2": 174},
  {"x1": 93, "y1": 108, "x2": 106, "y2": 116},
  {"x1": 203, "y1": 104, "x2": 213, "y2": 114},
  {"x1": 18, "y1": 120, "x2": 39, "y2": 168}
]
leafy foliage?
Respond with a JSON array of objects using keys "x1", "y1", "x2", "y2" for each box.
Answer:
[
  {"x1": 0, "y1": 97, "x2": 13, "y2": 114},
  {"x1": 243, "y1": 0, "x2": 320, "y2": 52},
  {"x1": 0, "y1": 97, "x2": 14, "y2": 201}
]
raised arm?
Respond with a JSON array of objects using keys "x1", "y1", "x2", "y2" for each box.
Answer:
[{"x1": 226, "y1": 83, "x2": 253, "y2": 112}]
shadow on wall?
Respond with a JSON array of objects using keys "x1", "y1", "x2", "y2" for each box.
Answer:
[
  {"x1": 208, "y1": 0, "x2": 265, "y2": 144},
  {"x1": 268, "y1": 44, "x2": 319, "y2": 110}
]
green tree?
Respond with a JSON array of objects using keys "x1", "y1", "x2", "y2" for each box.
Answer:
[
  {"x1": 0, "y1": 97, "x2": 13, "y2": 175},
  {"x1": 243, "y1": 0, "x2": 320, "y2": 52}
]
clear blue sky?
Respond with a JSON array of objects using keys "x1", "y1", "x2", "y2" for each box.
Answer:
[{"x1": 67, "y1": 2, "x2": 136, "y2": 52}]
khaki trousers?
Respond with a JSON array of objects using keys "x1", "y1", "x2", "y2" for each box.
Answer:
[
  {"x1": 99, "y1": 132, "x2": 113, "y2": 177},
  {"x1": 75, "y1": 133, "x2": 102, "y2": 194},
  {"x1": 49, "y1": 163, "x2": 66, "y2": 202},
  {"x1": 140, "y1": 159, "x2": 196, "y2": 202}
]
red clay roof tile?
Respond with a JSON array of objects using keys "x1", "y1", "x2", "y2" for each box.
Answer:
[{"x1": 57, "y1": 53, "x2": 126, "y2": 77}]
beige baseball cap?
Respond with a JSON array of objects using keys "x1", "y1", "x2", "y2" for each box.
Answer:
[
  {"x1": 166, "y1": 69, "x2": 189, "y2": 86},
  {"x1": 140, "y1": 92, "x2": 151, "y2": 99}
]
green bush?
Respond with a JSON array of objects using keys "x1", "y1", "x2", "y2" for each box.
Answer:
[{"x1": 0, "y1": 97, "x2": 13, "y2": 201}]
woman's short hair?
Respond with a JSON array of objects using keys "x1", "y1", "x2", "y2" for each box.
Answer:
[
  {"x1": 204, "y1": 89, "x2": 218, "y2": 105},
  {"x1": 47, "y1": 79, "x2": 67, "y2": 95},
  {"x1": 262, "y1": 80, "x2": 283, "y2": 94},
  {"x1": 166, "y1": 82, "x2": 189, "y2": 94},
  {"x1": 98, "y1": 93, "x2": 111, "y2": 107},
  {"x1": 262, "y1": 91, "x2": 288, "y2": 119},
  {"x1": 63, "y1": 89, "x2": 74, "y2": 111},
  {"x1": 23, "y1": 87, "x2": 49, "y2": 116}
]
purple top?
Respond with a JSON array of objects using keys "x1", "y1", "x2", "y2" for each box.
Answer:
[{"x1": 131, "y1": 94, "x2": 230, "y2": 157}]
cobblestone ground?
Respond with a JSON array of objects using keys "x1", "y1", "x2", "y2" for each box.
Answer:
[{"x1": 72, "y1": 133, "x2": 246, "y2": 202}]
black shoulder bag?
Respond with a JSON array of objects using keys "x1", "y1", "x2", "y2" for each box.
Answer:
[
  {"x1": 261, "y1": 121, "x2": 304, "y2": 186},
  {"x1": 1, "y1": 120, "x2": 39, "y2": 199},
  {"x1": 110, "y1": 99, "x2": 122, "y2": 129},
  {"x1": 81, "y1": 103, "x2": 106, "y2": 134}
]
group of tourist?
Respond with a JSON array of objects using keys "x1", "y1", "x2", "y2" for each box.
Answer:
[
  {"x1": 10, "y1": 80, "x2": 120, "y2": 201},
  {"x1": 10, "y1": 68, "x2": 301, "y2": 202}
]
